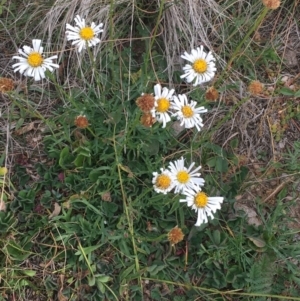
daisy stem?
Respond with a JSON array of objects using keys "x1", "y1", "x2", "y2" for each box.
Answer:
[
  {"x1": 0, "y1": 114, "x2": 9, "y2": 211},
  {"x1": 124, "y1": 110, "x2": 146, "y2": 143},
  {"x1": 113, "y1": 125, "x2": 142, "y2": 288},
  {"x1": 85, "y1": 44, "x2": 106, "y2": 98},
  {"x1": 215, "y1": 7, "x2": 269, "y2": 86},
  {"x1": 163, "y1": 243, "x2": 173, "y2": 260},
  {"x1": 108, "y1": 0, "x2": 115, "y2": 41},
  {"x1": 86, "y1": 126, "x2": 96, "y2": 138},
  {"x1": 47, "y1": 69, "x2": 82, "y2": 110}
]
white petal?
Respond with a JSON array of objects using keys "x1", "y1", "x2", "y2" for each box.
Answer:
[
  {"x1": 22, "y1": 46, "x2": 32, "y2": 55},
  {"x1": 33, "y1": 68, "x2": 41, "y2": 81},
  {"x1": 32, "y1": 39, "x2": 42, "y2": 53},
  {"x1": 66, "y1": 24, "x2": 80, "y2": 33},
  {"x1": 154, "y1": 84, "x2": 161, "y2": 97},
  {"x1": 75, "y1": 15, "x2": 85, "y2": 28},
  {"x1": 14, "y1": 64, "x2": 29, "y2": 74},
  {"x1": 206, "y1": 52, "x2": 216, "y2": 62},
  {"x1": 181, "y1": 52, "x2": 194, "y2": 63},
  {"x1": 191, "y1": 48, "x2": 198, "y2": 57},
  {"x1": 195, "y1": 209, "x2": 207, "y2": 226}
]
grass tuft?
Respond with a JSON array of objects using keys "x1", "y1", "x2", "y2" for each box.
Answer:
[{"x1": 1, "y1": 0, "x2": 300, "y2": 300}]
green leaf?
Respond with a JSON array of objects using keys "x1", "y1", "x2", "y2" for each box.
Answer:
[
  {"x1": 0, "y1": 152, "x2": 5, "y2": 165},
  {"x1": 212, "y1": 230, "x2": 221, "y2": 245},
  {"x1": 97, "y1": 275, "x2": 111, "y2": 283},
  {"x1": 147, "y1": 265, "x2": 157, "y2": 273},
  {"x1": 75, "y1": 244, "x2": 103, "y2": 256},
  {"x1": 119, "y1": 264, "x2": 135, "y2": 279},
  {"x1": 74, "y1": 155, "x2": 85, "y2": 167},
  {"x1": 15, "y1": 118, "x2": 24, "y2": 131},
  {"x1": 226, "y1": 266, "x2": 242, "y2": 283},
  {"x1": 294, "y1": 90, "x2": 300, "y2": 98},
  {"x1": 5, "y1": 241, "x2": 32, "y2": 261},
  {"x1": 73, "y1": 146, "x2": 91, "y2": 157},
  {"x1": 22, "y1": 270, "x2": 37, "y2": 277},
  {"x1": 143, "y1": 139, "x2": 159, "y2": 156},
  {"x1": 102, "y1": 202, "x2": 119, "y2": 216},
  {"x1": 89, "y1": 167, "x2": 112, "y2": 182},
  {"x1": 96, "y1": 280, "x2": 105, "y2": 294},
  {"x1": 71, "y1": 198, "x2": 102, "y2": 215},
  {"x1": 216, "y1": 157, "x2": 228, "y2": 172},
  {"x1": 279, "y1": 87, "x2": 295, "y2": 96},
  {"x1": 147, "y1": 264, "x2": 166, "y2": 276},
  {"x1": 88, "y1": 275, "x2": 95, "y2": 286},
  {"x1": 109, "y1": 107, "x2": 123, "y2": 124},
  {"x1": 229, "y1": 138, "x2": 239, "y2": 149},
  {"x1": 59, "y1": 147, "x2": 70, "y2": 168},
  {"x1": 206, "y1": 157, "x2": 216, "y2": 167}
]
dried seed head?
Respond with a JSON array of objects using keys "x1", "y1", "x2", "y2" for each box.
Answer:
[
  {"x1": 102, "y1": 191, "x2": 112, "y2": 202},
  {"x1": 136, "y1": 93, "x2": 155, "y2": 112},
  {"x1": 0, "y1": 78, "x2": 14, "y2": 93},
  {"x1": 168, "y1": 226, "x2": 184, "y2": 245},
  {"x1": 262, "y1": 0, "x2": 280, "y2": 9},
  {"x1": 140, "y1": 112, "x2": 156, "y2": 127},
  {"x1": 205, "y1": 86, "x2": 219, "y2": 101},
  {"x1": 248, "y1": 80, "x2": 264, "y2": 95},
  {"x1": 74, "y1": 115, "x2": 89, "y2": 129},
  {"x1": 146, "y1": 221, "x2": 153, "y2": 231}
]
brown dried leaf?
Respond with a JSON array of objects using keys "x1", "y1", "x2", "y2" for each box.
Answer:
[
  {"x1": 119, "y1": 164, "x2": 134, "y2": 178},
  {"x1": 49, "y1": 202, "x2": 61, "y2": 219},
  {"x1": 57, "y1": 291, "x2": 68, "y2": 301},
  {"x1": 0, "y1": 199, "x2": 6, "y2": 212},
  {"x1": 62, "y1": 200, "x2": 71, "y2": 209},
  {"x1": 15, "y1": 122, "x2": 35, "y2": 135},
  {"x1": 234, "y1": 203, "x2": 262, "y2": 226},
  {"x1": 283, "y1": 49, "x2": 298, "y2": 67},
  {"x1": 248, "y1": 236, "x2": 266, "y2": 248},
  {"x1": 234, "y1": 203, "x2": 257, "y2": 217}
]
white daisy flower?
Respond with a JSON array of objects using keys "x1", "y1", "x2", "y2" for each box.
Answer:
[
  {"x1": 151, "y1": 84, "x2": 175, "y2": 128},
  {"x1": 180, "y1": 46, "x2": 216, "y2": 86},
  {"x1": 168, "y1": 157, "x2": 205, "y2": 193},
  {"x1": 12, "y1": 39, "x2": 59, "y2": 81},
  {"x1": 152, "y1": 168, "x2": 175, "y2": 194},
  {"x1": 172, "y1": 94, "x2": 207, "y2": 131},
  {"x1": 180, "y1": 189, "x2": 223, "y2": 226},
  {"x1": 66, "y1": 15, "x2": 104, "y2": 53}
]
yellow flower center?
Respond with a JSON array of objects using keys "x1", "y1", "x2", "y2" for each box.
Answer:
[
  {"x1": 176, "y1": 171, "x2": 190, "y2": 184},
  {"x1": 193, "y1": 59, "x2": 207, "y2": 73},
  {"x1": 79, "y1": 27, "x2": 95, "y2": 40},
  {"x1": 157, "y1": 98, "x2": 170, "y2": 113},
  {"x1": 27, "y1": 52, "x2": 43, "y2": 67},
  {"x1": 181, "y1": 106, "x2": 194, "y2": 118},
  {"x1": 194, "y1": 192, "x2": 208, "y2": 208},
  {"x1": 156, "y1": 174, "x2": 171, "y2": 189}
]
